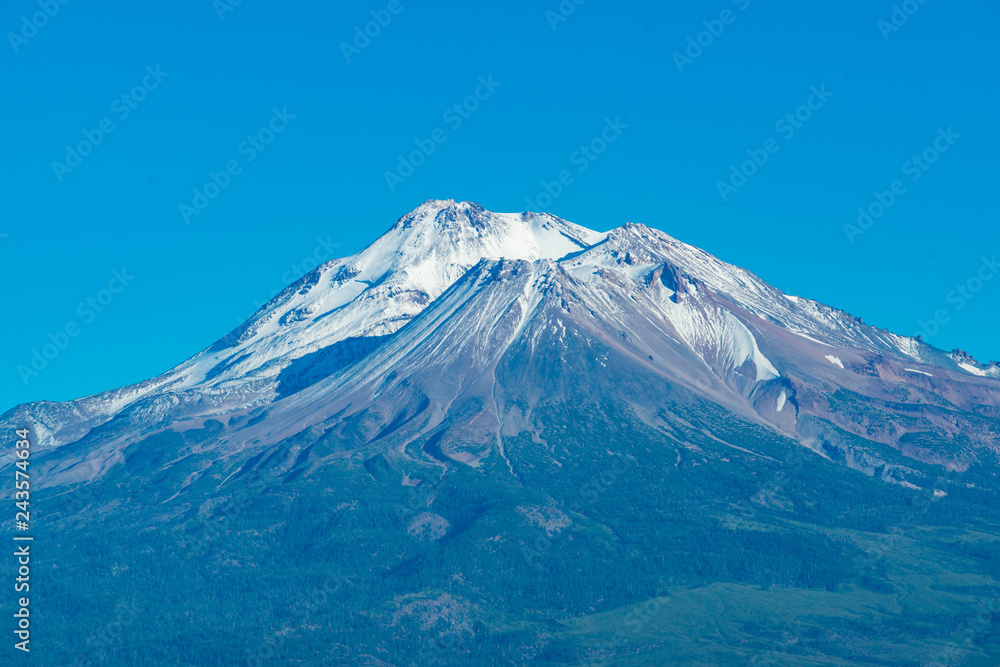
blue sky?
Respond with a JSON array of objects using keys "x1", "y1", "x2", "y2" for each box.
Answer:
[{"x1": 2, "y1": 0, "x2": 998, "y2": 412}]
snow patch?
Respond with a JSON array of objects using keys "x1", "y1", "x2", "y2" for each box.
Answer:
[
  {"x1": 660, "y1": 301, "x2": 779, "y2": 382},
  {"x1": 887, "y1": 333, "x2": 923, "y2": 361},
  {"x1": 958, "y1": 362, "x2": 987, "y2": 377},
  {"x1": 753, "y1": 346, "x2": 781, "y2": 381},
  {"x1": 789, "y1": 330, "x2": 834, "y2": 348},
  {"x1": 776, "y1": 390, "x2": 787, "y2": 413},
  {"x1": 903, "y1": 368, "x2": 933, "y2": 377},
  {"x1": 825, "y1": 355, "x2": 844, "y2": 369}
]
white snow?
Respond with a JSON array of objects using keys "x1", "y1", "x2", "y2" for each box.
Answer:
[
  {"x1": 652, "y1": 295, "x2": 779, "y2": 383},
  {"x1": 958, "y1": 362, "x2": 987, "y2": 377},
  {"x1": 886, "y1": 333, "x2": 923, "y2": 361},
  {"x1": 560, "y1": 222, "x2": 931, "y2": 363},
  {"x1": 788, "y1": 330, "x2": 834, "y2": 347},
  {"x1": 165, "y1": 200, "x2": 601, "y2": 391},
  {"x1": 12, "y1": 199, "x2": 998, "y2": 456}
]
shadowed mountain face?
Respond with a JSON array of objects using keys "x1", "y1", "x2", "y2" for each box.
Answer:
[{"x1": 6, "y1": 201, "x2": 1000, "y2": 665}]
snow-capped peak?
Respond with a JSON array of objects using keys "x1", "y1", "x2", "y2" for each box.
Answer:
[
  {"x1": 6, "y1": 201, "x2": 995, "y2": 459},
  {"x1": 164, "y1": 201, "x2": 604, "y2": 391}
]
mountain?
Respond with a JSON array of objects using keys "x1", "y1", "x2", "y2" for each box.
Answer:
[
  {"x1": 7, "y1": 200, "x2": 1000, "y2": 666},
  {"x1": 2, "y1": 201, "x2": 602, "y2": 453},
  {"x1": 7, "y1": 200, "x2": 997, "y2": 485}
]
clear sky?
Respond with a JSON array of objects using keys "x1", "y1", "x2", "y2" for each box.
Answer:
[{"x1": 2, "y1": 0, "x2": 998, "y2": 412}]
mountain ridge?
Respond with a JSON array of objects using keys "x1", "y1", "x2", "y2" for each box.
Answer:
[
  {"x1": 4, "y1": 200, "x2": 999, "y2": 491},
  {"x1": 10, "y1": 201, "x2": 1000, "y2": 666}
]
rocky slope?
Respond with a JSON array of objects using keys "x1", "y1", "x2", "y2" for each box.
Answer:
[{"x1": 4, "y1": 200, "x2": 999, "y2": 490}]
